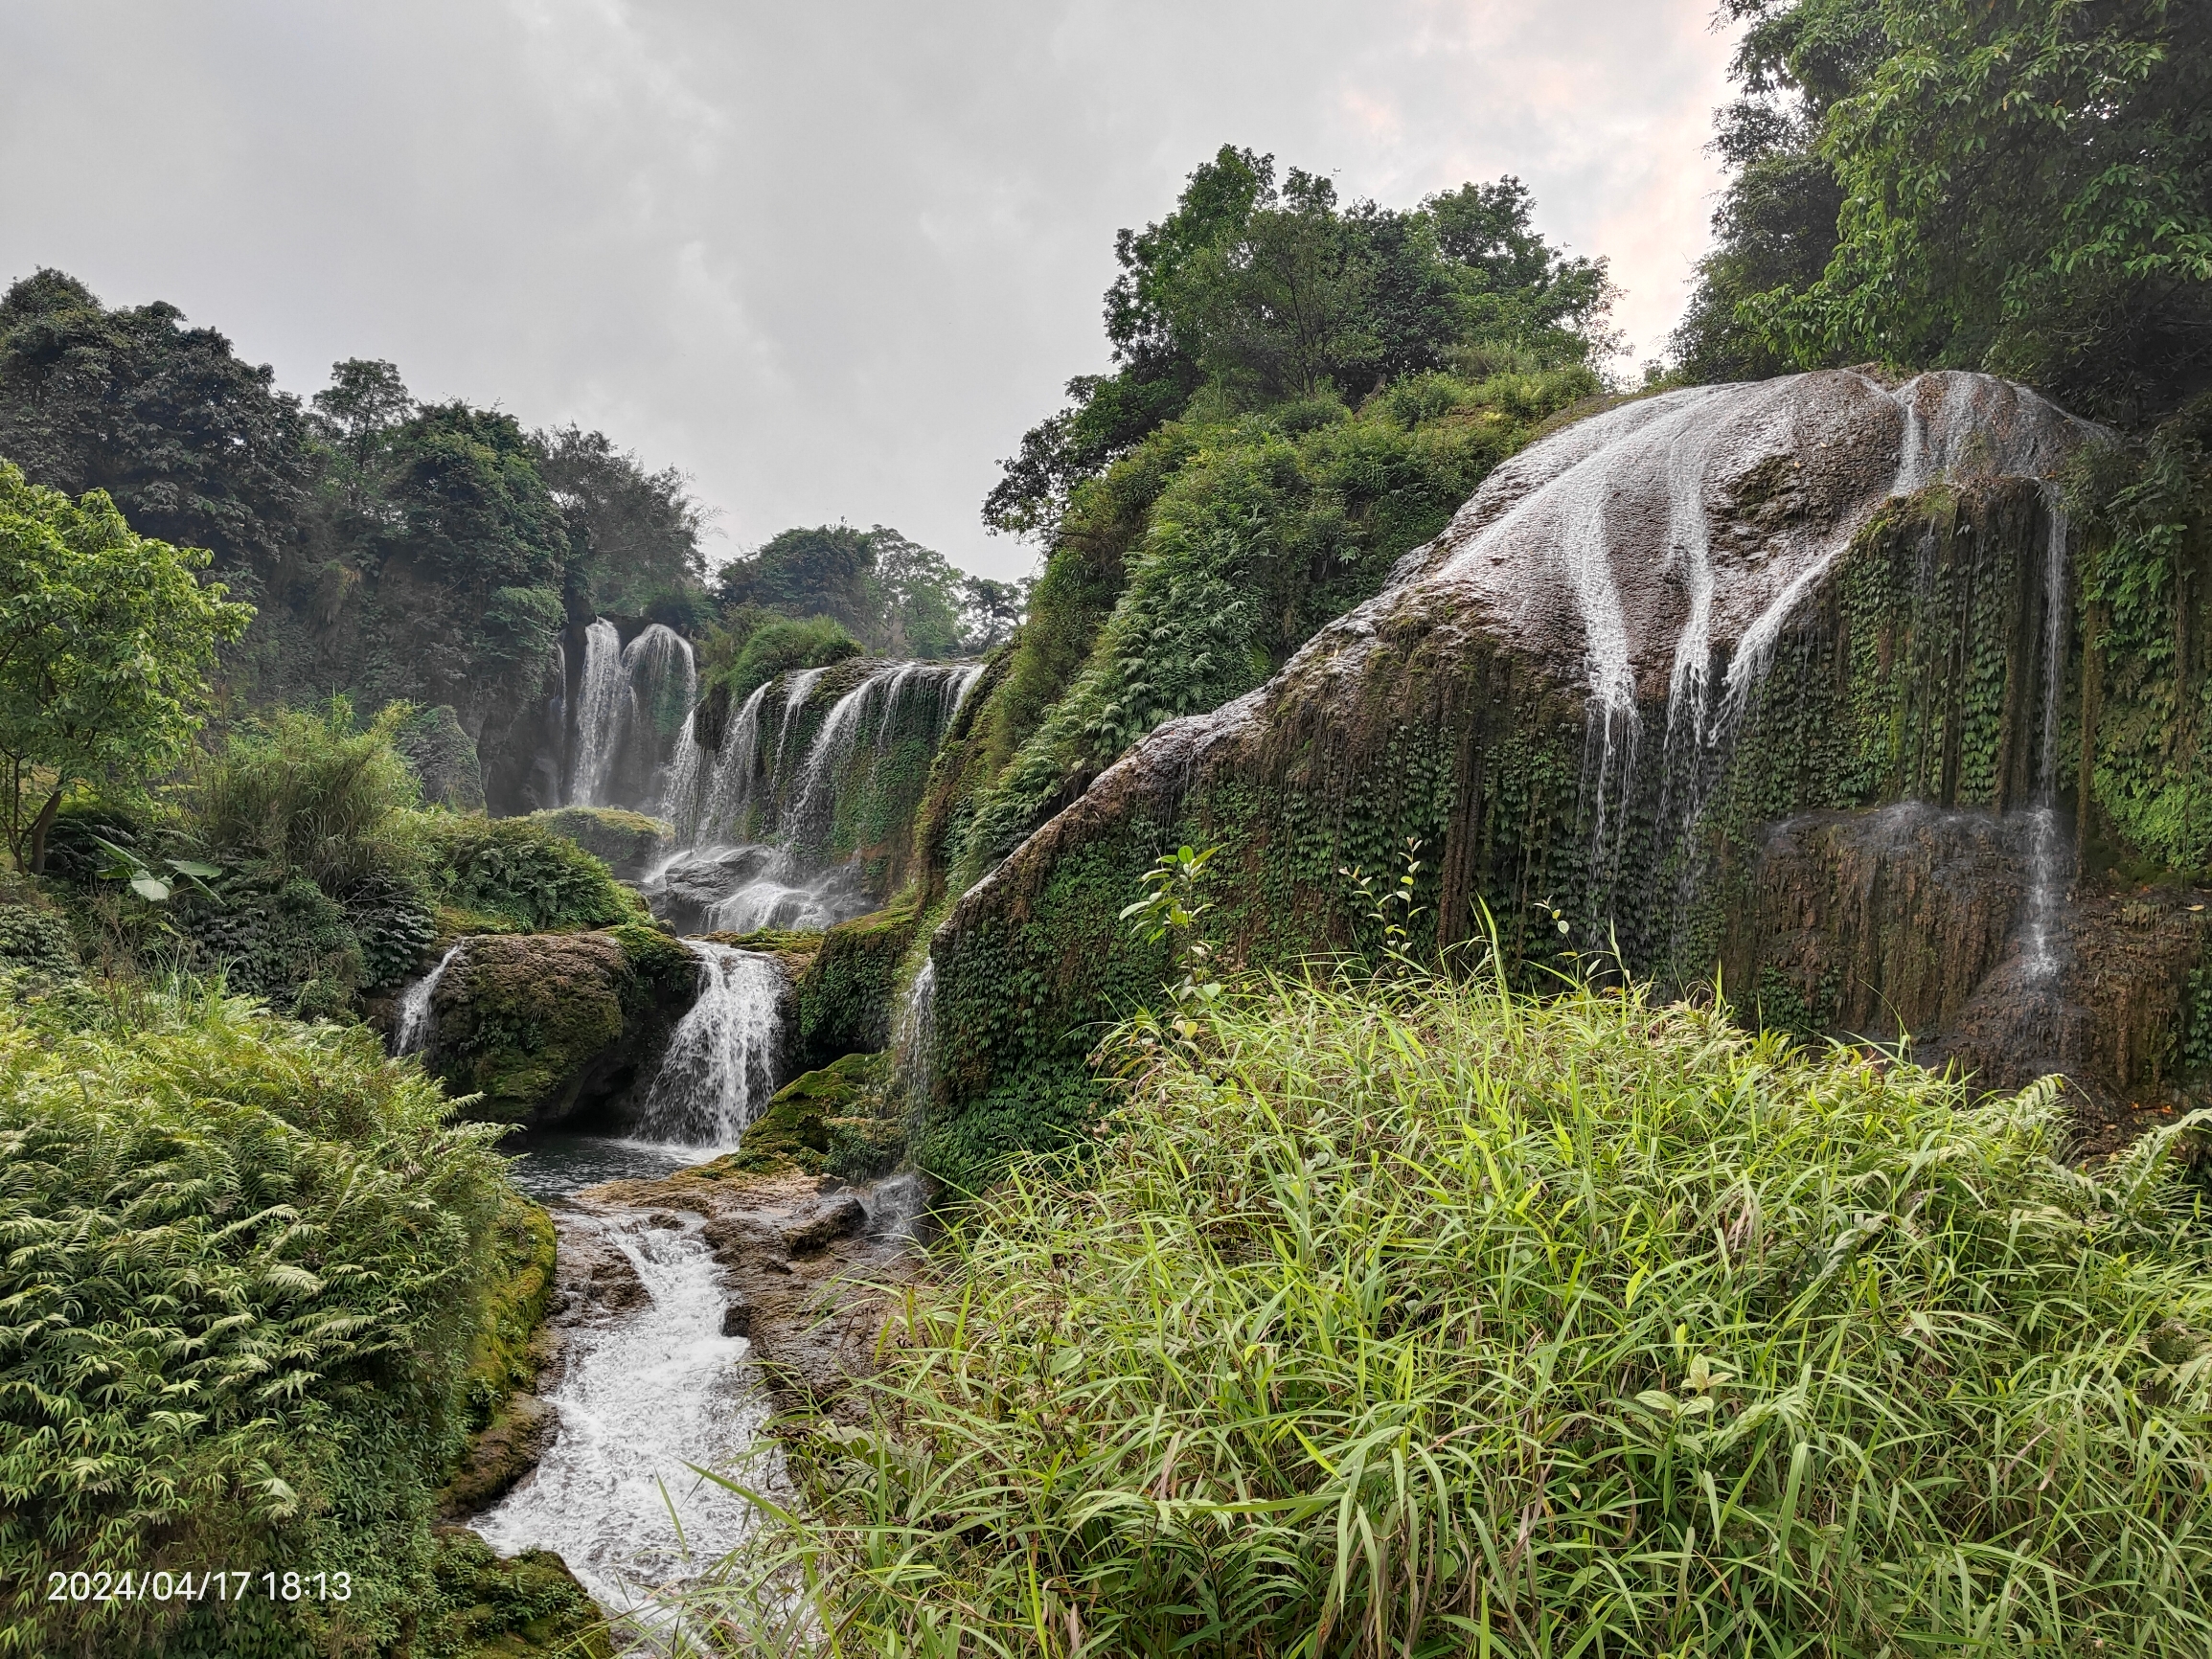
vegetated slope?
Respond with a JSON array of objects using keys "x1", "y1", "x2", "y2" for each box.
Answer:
[
  {"x1": 920, "y1": 148, "x2": 1620, "y2": 896},
  {"x1": 924, "y1": 369, "x2": 1599, "y2": 886},
  {"x1": 722, "y1": 971, "x2": 2212, "y2": 1656},
  {"x1": 0, "y1": 981, "x2": 513, "y2": 1658}
]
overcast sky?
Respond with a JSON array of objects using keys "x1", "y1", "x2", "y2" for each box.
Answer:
[{"x1": 2, "y1": 1, "x2": 1738, "y2": 581}]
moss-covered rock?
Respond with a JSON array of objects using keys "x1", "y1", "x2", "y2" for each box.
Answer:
[
  {"x1": 794, "y1": 896, "x2": 922, "y2": 1067},
  {"x1": 416, "y1": 1528, "x2": 611, "y2": 1659},
  {"x1": 526, "y1": 807, "x2": 675, "y2": 879},
  {"x1": 425, "y1": 924, "x2": 698, "y2": 1127},
  {"x1": 924, "y1": 372, "x2": 2114, "y2": 1189},
  {"x1": 727, "y1": 1051, "x2": 887, "y2": 1174},
  {"x1": 399, "y1": 703, "x2": 488, "y2": 811}
]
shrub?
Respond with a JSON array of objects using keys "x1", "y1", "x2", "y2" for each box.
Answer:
[
  {"x1": 193, "y1": 698, "x2": 424, "y2": 894},
  {"x1": 709, "y1": 971, "x2": 2212, "y2": 1656},
  {"x1": 0, "y1": 982, "x2": 513, "y2": 1657},
  {"x1": 421, "y1": 813, "x2": 637, "y2": 933},
  {"x1": 714, "y1": 613, "x2": 861, "y2": 706}
]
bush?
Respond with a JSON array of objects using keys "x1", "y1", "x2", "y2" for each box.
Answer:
[
  {"x1": 193, "y1": 699, "x2": 424, "y2": 894},
  {"x1": 713, "y1": 613, "x2": 861, "y2": 706},
  {"x1": 0, "y1": 982, "x2": 513, "y2": 1657},
  {"x1": 421, "y1": 813, "x2": 637, "y2": 933},
  {"x1": 717, "y1": 972, "x2": 2212, "y2": 1656}
]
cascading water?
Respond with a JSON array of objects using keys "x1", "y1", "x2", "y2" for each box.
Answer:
[
  {"x1": 567, "y1": 620, "x2": 627, "y2": 807},
  {"x1": 1432, "y1": 370, "x2": 2093, "y2": 957},
  {"x1": 647, "y1": 659, "x2": 984, "y2": 935},
  {"x1": 393, "y1": 943, "x2": 465, "y2": 1056},
  {"x1": 471, "y1": 1208, "x2": 785, "y2": 1633},
  {"x1": 634, "y1": 942, "x2": 786, "y2": 1146},
  {"x1": 2021, "y1": 488, "x2": 2072, "y2": 981}
]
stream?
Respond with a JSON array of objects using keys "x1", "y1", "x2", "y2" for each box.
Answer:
[{"x1": 471, "y1": 1202, "x2": 786, "y2": 1634}]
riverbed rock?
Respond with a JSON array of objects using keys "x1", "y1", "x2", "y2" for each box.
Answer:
[
  {"x1": 924, "y1": 370, "x2": 2178, "y2": 1183},
  {"x1": 591, "y1": 1164, "x2": 931, "y2": 1425},
  {"x1": 422, "y1": 923, "x2": 700, "y2": 1128}
]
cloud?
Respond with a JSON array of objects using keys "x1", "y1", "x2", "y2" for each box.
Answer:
[{"x1": 0, "y1": 0, "x2": 1736, "y2": 580}]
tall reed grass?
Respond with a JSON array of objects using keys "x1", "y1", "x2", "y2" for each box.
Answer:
[{"x1": 686, "y1": 968, "x2": 2212, "y2": 1657}]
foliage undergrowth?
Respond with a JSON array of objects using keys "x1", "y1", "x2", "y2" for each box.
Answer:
[
  {"x1": 0, "y1": 978, "x2": 513, "y2": 1657},
  {"x1": 686, "y1": 971, "x2": 2212, "y2": 1656}
]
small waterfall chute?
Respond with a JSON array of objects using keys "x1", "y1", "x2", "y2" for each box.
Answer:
[
  {"x1": 634, "y1": 942, "x2": 785, "y2": 1147},
  {"x1": 393, "y1": 943, "x2": 465, "y2": 1056},
  {"x1": 566, "y1": 620, "x2": 627, "y2": 807}
]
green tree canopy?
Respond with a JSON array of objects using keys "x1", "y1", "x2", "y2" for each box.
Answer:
[
  {"x1": 1678, "y1": 0, "x2": 2212, "y2": 425},
  {"x1": 533, "y1": 422, "x2": 710, "y2": 616},
  {"x1": 986, "y1": 147, "x2": 1616, "y2": 537},
  {"x1": 714, "y1": 522, "x2": 974, "y2": 658},
  {"x1": 0, "y1": 269, "x2": 312, "y2": 575},
  {"x1": 0, "y1": 463, "x2": 252, "y2": 871}
]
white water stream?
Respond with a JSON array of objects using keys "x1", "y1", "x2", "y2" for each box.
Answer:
[
  {"x1": 472, "y1": 1209, "x2": 786, "y2": 1636},
  {"x1": 393, "y1": 943, "x2": 464, "y2": 1056}
]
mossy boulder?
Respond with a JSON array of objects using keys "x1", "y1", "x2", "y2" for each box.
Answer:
[
  {"x1": 417, "y1": 1528, "x2": 611, "y2": 1659},
  {"x1": 926, "y1": 371, "x2": 2111, "y2": 1188},
  {"x1": 794, "y1": 896, "x2": 922, "y2": 1068},
  {"x1": 527, "y1": 806, "x2": 675, "y2": 879},
  {"x1": 424, "y1": 924, "x2": 698, "y2": 1127},
  {"x1": 727, "y1": 1051, "x2": 889, "y2": 1175}
]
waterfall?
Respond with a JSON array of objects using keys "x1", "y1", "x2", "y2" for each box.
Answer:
[
  {"x1": 891, "y1": 956, "x2": 936, "y2": 1117},
  {"x1": 2022, "y1": 489, "x2": 2072, "y2": 981},
  {"x1": 393, "y1": 943, "x2": 465, "y2": 1056},
  {"x1": 641, "y1": 659, "x2": 984, "y2": 936},
  {"x1": 611, "y1": 625, "x2": 696, "y2": 807},
  {"x1": 567, "y1": 620, "x2": 626, "y2": 807},
  {"x1": 634, "y1": 943, "x2": 785, "y2": 1146}
]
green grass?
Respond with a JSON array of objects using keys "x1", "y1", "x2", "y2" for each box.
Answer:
[{"x1": 682, "y1": 968, "x2": 2212, "y2": 1656}]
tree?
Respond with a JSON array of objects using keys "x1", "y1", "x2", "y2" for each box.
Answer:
[
  {"x1": 961, "y1": 575, "x2": 1030, "y2": 652},
  {"x1": 984, "y1": 148, "x2": 1616, "y2": 539},
  {"x1": 715, "y1": 524, "x2": 877, "y2": 637},
  {"x1": 1680, "y1": 0, "x2": 2212, "y2": 424},
  {"x1": 0, "y1": 464, "x2": 252, "y2": 871},
  {"x1": 533, "y1": 423, "x2": 710, "y2": 615},
  {"x1": 0, "y1": 270, "x2": 312, "y2": 575},
  {"x1": 309, "y1": 358, "x2": 414, "y2": 511},
  {"x1": 867, "y1": 526, "x2": 967, "y2": 658},
  {"x1": 1772, "y1": 0, "x2": 2212, "y2": 422}
]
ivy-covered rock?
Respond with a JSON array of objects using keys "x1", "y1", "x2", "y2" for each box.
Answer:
[
  {"x1": 423, "y1": 924, "x2": 698, "y2": 1127},
  {"x1": 526, "y1": 806, "x2": 674, "y2": 879},
  {"x1": 0, "y1": 900, "x2": 79, "y2": 983},
  {"x1": 423, "y1": 814, "x2": 641, "y2": 934}
]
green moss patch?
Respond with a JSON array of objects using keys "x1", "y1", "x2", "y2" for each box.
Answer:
[{"x1": 795, "y1": 896, "x2": 922, "y2": 1067}]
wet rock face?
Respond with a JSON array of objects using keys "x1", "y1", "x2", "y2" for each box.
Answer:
[
  {"x1": 927, "y1": 371, "x2": 2142, "y2": 1171},
  {"x1": 1725, "y1": 803, "x2": 2031, "y2": 1041}
]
